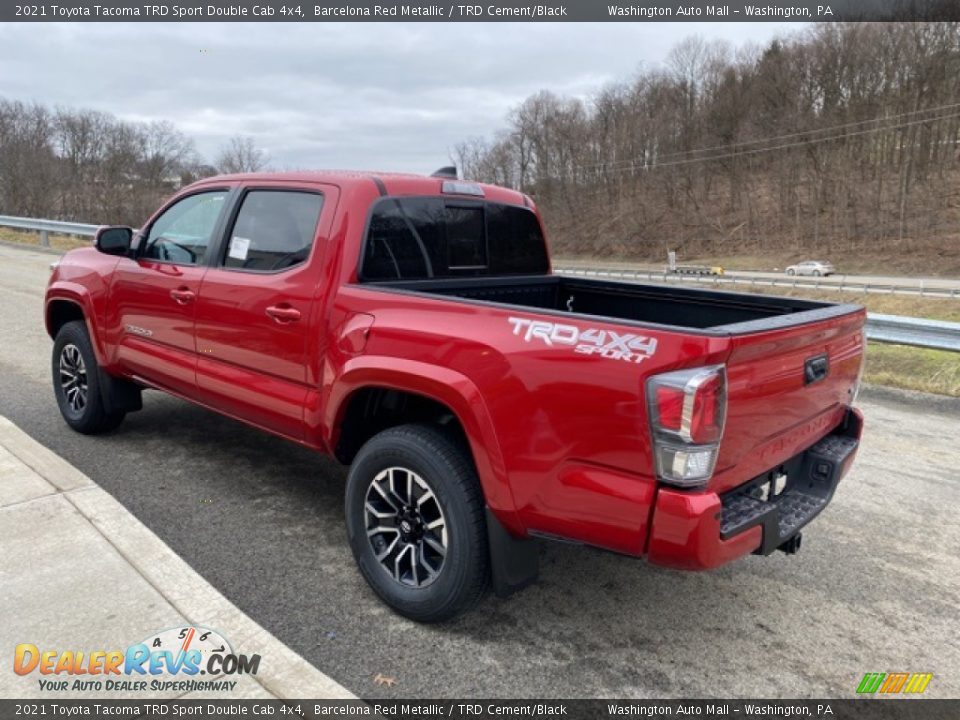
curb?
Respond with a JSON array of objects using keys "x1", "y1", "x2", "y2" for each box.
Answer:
[
  {"x1": 859, "y1": 383, "x2": 960, "y2": 417},
  {"x1": 0, "y1": 416, "x2": 354, "y2": 700}
]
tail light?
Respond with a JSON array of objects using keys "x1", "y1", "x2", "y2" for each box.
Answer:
[{"x1": 646, "y1": 365, "x2": 727, "y2": 488}]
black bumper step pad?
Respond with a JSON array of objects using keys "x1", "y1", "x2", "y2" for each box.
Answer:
[{"x1": 719, "y1": 418, "x2": 860, "y2": 555}]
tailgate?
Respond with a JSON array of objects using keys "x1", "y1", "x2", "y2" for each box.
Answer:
[{"x1": 709, "y1": 306, "x2": 866, "y2": 495}]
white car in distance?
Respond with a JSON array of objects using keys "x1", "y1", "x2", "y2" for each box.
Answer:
[{"x1": 785, "y1": 260, "x2": 836, "y2": 277}]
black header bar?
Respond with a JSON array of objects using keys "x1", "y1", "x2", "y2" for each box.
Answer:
[
  {"x1": 6, "y1": 0, "x2": 960, "y2": 22},
  {"x1": 0, "y1": 699, "x2": 957, "y2": 720}
]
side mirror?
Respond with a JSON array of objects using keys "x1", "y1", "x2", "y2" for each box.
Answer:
[{"x1": 95, "y1": 226, "x2": 133, "y2": 256}]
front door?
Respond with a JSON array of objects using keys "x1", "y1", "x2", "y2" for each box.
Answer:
[
  {"x1": 108, "y1": 189, "x2": 230, "y2": 395},
  {"x1": 192, "y1": 186, "x2": 329, "y2": 440}
]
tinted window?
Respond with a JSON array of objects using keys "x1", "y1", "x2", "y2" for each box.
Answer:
[
  {"x1": 143, "y1": 191, "x2": 228, "y2": 265},
  {"x1": 361, "y1": 198, "x2": 548, "y2": 280},
  {"x1": 486, "y1": 202, "x2": 550, "y2": 275},
  {"x1": 363, "y1": 199, "x2": 444, "y2": 279},
  {"x1": 224, "y1": 190, "x2": 324, "y2": 272},
  {"x1": 446, "y1": 206, "x2": 487, "y2": 268}
]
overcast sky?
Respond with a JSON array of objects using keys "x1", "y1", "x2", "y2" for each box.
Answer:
[{"x1": 0, "y1": 23, "x2": 801, "y2": 174}]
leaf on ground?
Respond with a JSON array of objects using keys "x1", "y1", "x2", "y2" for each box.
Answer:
[{"x1": 373, "y1": 673, "x2": 397, "y2": 688}]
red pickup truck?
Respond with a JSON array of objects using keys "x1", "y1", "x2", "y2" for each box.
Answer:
[{"x1": 45, "y1": 170, "x2": 865, "y2": 621}]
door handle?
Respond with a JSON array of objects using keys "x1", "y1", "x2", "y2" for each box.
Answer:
[
  {"x1": 170, "y1": 287, "x2": 196, "y2": 304},
  {"x1": 265, "y1": 305, "x2": 302, "y2": 323},
  {"x1": 804, "y1": 354, "x2": 829, "y2": 385}
]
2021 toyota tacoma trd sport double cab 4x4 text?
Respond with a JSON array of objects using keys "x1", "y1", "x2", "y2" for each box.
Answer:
[{"x1": 45, "y1": 169, "x2": 865, "y2": 622}]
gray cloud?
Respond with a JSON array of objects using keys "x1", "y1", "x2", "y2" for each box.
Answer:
[{"x1": 0, "y1": 22, "x2": 799, "y2": 174}]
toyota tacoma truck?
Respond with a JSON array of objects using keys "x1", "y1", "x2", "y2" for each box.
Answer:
[{"x1": 45, "y1": 170, "x2": 865, "y2": 622}]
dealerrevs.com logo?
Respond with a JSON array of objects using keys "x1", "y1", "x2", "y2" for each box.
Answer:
[{"x1": 13, "y1": 626, "x2": 260, "y2": 693}]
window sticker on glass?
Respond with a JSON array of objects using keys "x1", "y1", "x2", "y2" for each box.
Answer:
[{"x1": 228, "y1": 236, "x2": 251, "y2": 261}]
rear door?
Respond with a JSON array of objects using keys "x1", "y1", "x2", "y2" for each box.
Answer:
[
  {"x1": 192, "y1": 184, "x2": 333, "y2": 440},
  {"x1": 108, "y1": 188, "x2": 231, "y2": 395}
]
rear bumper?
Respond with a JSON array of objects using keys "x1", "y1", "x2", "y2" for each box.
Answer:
[{"x1": 646, "y1": 407, "x2": 863, "y2": 570}]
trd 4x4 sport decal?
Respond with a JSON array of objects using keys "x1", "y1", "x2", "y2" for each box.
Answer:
[{"x1": 508, "y1": 317, "x2": 657, "y2": 364}]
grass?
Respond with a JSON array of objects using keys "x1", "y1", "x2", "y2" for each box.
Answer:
[
  {"x1": 0, "y1": 227, "x2": 90, "y2": 252},
  {"x1": 865, "y1": 343, "x2": 960, "y2": 397}
]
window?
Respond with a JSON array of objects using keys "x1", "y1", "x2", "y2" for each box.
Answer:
[
  {"x1": 361, "y1": 198, "x2": 548, "y2": 281},
  {"x1": 446, "y1": 206, "x2": 487, "y2": 269},
  {"x1": 485, "y1": 202, "x2": 550, "y2": 275},
  {"x1": 142, "y1": 191, "x2": 228, "y2": 265},
  {"x1": 363, "y1": 199, "x2": 444, "y2": 279},
  {"x1": 223, "y1": 190, "x2": 324, "y2": 272}
]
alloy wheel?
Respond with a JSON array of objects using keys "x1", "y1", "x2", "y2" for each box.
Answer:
[
  {"x1": 364, "y1": 466, "x2": 447, "y2": 588},
  {"x1": 59, "y1": 344, "x2": 88, "y2": 413}
]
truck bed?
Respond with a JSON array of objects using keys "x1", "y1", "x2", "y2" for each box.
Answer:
[{"x1": 362, "y1": 274, "x2": 860, "y2": 333}]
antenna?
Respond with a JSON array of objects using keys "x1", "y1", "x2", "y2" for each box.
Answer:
[{"x1": 430, "y1": 166, "x2": 458, "y2": 179}]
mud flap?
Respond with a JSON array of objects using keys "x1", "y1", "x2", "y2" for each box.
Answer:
[
  {"x1": 98, "y1": 369, "x2": 143, "y2": 415},
  {"x1": 486, "y1": 508, "x2": 539, "y2": 598}
]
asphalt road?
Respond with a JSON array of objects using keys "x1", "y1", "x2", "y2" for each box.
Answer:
[{"x1": 2, "y1": 243, "x2": 959, "y2": 698}]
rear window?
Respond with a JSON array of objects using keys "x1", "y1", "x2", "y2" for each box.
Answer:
[{"x1": 360, "y1": 197, "x2": 548, "y2": 280}]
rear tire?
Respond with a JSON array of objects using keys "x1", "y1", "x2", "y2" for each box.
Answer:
[
  {"x1": 813, "y1": 270, "x2": 821, "y2": 277},
  {"x1": 52, "y1": 321, "x2": 126, "y2": 434},
  {"x1": 786, "y1": 268, "x2": 795, "y2": 276},
  {"x1": 345, "y1": 424, "x2": 488, "y2": 623}
]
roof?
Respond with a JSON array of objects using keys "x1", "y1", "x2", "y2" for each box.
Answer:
[{"x1": 196, "y1": 170, "x2": 532, "y2": 207}]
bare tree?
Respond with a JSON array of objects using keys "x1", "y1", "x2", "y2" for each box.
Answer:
[
  {"x1": 140, "y1": 121, "x2": 196, "y2": 185},
  {"x1": 216, "y1": 136, "x2": 268, "y2": 174}
]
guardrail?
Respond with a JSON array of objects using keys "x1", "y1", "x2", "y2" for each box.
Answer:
[
  {"x1": 2, "y1": 215, "x2": 958, "y2": 352},
  {"x1": 556, "y1": 265, "x2": 959, "y2": 299},
  {"x1": 0, "y1": 215, "x2": 99, "y2": 246},
  {"x1": 865, "y1": 314, "x2": 960, "y2": 352}
]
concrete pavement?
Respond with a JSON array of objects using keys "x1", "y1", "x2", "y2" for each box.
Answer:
[{"x1": 0, "y1": 415, "x2": 353, "y2": 701}]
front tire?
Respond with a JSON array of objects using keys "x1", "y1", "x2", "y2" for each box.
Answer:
[
  {"x1": 345, "y1": 424, "x2": 488, "y2": 622},
  {"x1": 786, "y1": 268, "x2": 795, "y2": 276},
  {"x1": 52, "y1": 321, "x2": 125, "y2": 434}
]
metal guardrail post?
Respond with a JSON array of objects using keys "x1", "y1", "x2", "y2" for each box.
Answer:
[{"x1": 40, "y1": 230, "x2": 49, "y2": 248}]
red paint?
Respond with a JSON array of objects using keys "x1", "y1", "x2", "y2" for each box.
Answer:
[{"x1": 45, "y1": 171, "x2": 866, "y2": 571}]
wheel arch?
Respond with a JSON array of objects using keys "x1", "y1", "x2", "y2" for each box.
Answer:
[
  {"x1": 326, "y1": 357, "x2": 523, "y2": 535},
  {"x1": 45, "y1": 288, "x2": 108, "y2": 365}
]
